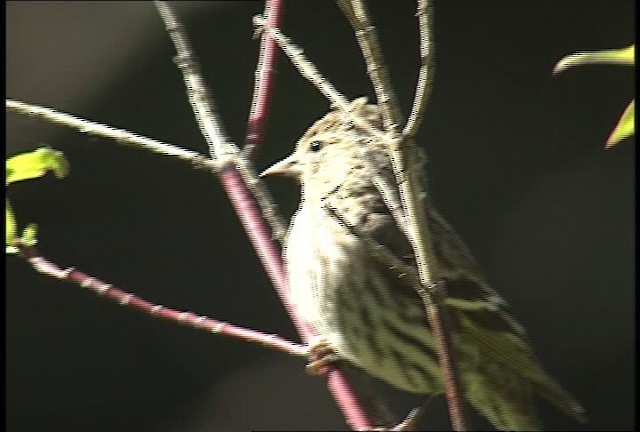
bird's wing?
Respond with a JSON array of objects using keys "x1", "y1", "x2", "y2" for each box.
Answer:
[{"x1": 426, "y1": 205, "x2": 587, "y2": 423}]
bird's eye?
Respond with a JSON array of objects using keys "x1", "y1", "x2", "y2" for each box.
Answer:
[{"x1": 309, "y1": 141, "x2": 323, "y2": 152}]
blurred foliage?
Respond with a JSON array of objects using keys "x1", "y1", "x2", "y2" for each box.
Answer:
[
  {"x1": 5, "y1": 147, "x2": 69, "y2": 254},
  {"x1": 554, "y1": 45, "x2": 635, "y2": 148}
]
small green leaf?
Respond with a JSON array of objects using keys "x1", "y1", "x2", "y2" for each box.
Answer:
[
  {"x1": 607, "y1": 100, "x2": 635, "y2": 148},
  {"x1": 6, "y1": 147, "x2": 68, "y2": 254},
  {"x1": 554, "y1": 45, "x2": 635, "y2": 74},
  {"x1": 554, "y1": 44, "x2": 634, "y2": 148},
  {"x1": 6, "y1": 147, "x2": 69, "y2": 185},
  {"x1": 21, "y1": 223, "x2": 39, "y2": 247},
  {"x1": 6, "y1": 199, "x2": 17, "y2": 253}
]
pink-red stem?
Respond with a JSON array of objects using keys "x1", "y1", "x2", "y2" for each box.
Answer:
[
  {"x1": 16, "y1": 242, "x2": 306, "y2": 357},
  {"x1": 243, "y1": 0, "x2": 282, "y2": 158},
  {"x1": 226, "y1": 1, "x2": 375, "y2": 428}
]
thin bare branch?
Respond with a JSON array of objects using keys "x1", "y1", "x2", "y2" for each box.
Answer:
[
  {"x1": 14, "y1": 241, "x2": 307, "y2": 357},
  {"x1": 324, "y1": 204, "x2": 418, "y2": 285},
  {"x1": 243, "y1": 0, "x2": 283, "y2": 159},
  {"x1": 253, "y1": 15, "x2": 395, "y2": 146},
  {"x1": 239, "y1": 0, "x2": 287, "y2": 240},
  {"x1": 153, "y1": 0, "x2": 296, "y2": 325},
  {"x1": 155, "y1": 4, "x2": 376, "y2": 429},
  {"x1": 253, "y1": 16, "x2": 410, "y2": 241},
  {"x1": 336, "y1": 0, "x2": 404, "y2": 132},
  {"x1": 6, "y1": 99, "x2": 218, "y2": 172},
  {"x1": 336, "y1": 1, "x2": 469, "y2": 430},
  {"x1": 6, "y1": 98, "x2": 289, "y2": 241},
  {"x1": 252, "y1": 15, "x2": 351, "y2": 116},
  {"x1": 154, "y1": 1, "x2": 235, "y2": 163},
  {"x1": 403, "y1": 0, "x2": 434, "y2": 138},
  {"x1": 233, "y1": 156, "x2": 288, "y2": 241},
  {"x1": 255, "y1": 11, "x2": 461, "y2": 428}
]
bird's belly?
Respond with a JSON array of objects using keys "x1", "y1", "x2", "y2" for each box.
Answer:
[{"x1": 285, "y1": 208, "x2": 442, "y2": 394}]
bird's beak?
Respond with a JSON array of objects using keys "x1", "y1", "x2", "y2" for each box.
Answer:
[{"x1": 260, "y1": 154, "x2": 301, "y2": 178}]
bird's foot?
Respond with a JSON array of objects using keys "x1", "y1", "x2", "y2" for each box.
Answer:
[{"x1": 305, "y1": 338, "x2": 341, "y2": 375}]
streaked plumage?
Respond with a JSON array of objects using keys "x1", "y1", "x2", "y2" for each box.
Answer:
[{"x1": 263, "y1": 98, "x2": 586, "y2": 430}]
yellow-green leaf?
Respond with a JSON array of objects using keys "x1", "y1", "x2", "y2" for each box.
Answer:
[
  {"x1": 554, "y1": 45, "x2": 635, "y2": 74},
  {"x1": 607, "y1": 100, "x2": 635, "y2": 148},
  {"x1": 21, "y1": 223, "x2": 39, "y2": 247},
  {"x1": 6, "y1": 147, "x2": 68, "y2": 254},
  {"x1": 6, "y1": 199, "x2": 17, "y2": 253},
  {"x1": 6, "y1": 147, "x2": 69, "y2": 185}
]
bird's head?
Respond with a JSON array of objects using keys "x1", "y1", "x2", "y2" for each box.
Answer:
[{"x1": 261, "y1": 97, "x2": 386, "y2": 202}]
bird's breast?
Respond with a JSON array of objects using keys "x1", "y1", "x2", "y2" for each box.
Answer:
[{"x1": 284, "y1": 204, "x2": 361, "y2": 341}]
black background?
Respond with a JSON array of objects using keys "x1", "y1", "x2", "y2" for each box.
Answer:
[{"x1": 6, "y1": 1, "x2": 634, "y2": 431}]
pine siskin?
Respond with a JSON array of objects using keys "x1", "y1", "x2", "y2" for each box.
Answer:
[{"x1": 262, "y1": 98, "x2": 586, "y2": 430}]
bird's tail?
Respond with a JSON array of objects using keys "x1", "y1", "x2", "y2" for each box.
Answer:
[{"x1": 453, "y1": 309, "x2": 587, "y2": 430}]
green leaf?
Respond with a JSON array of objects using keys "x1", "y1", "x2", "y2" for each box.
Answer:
[
  {"x1": 21, "y1": 223, "x2": 39, "y2": 247},
  {"x1": 553, "y1": 44, "x2": 635, "y2": 74},
  {"x1": 6, "y1": 146, "x2": 69, "y2": 185},
  {"x1": 6, "y1": 147, "x2": 69, "y2": 254},
  {"x1": 554, "y1": 44, "x2": 635, "y2": 148},
  {"x1": 607, "y1": 99, "x2": 635, "y2": 148},
  {"x1": 6, "y1": 199, "x2": 17, "y2": 254}
]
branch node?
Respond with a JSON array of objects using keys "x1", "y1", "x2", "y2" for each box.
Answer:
[
  {"x1": 81, "y1": 278, "x2": 95, "y2": 289},
  {"x1": 210, "y1": 322, "x2": 226, "y2": 333},
  {"x1": 119, "y1": 293, "x2": 134, "y2": 306},
  {"x1": 150, "y1": 305, "x2": 164, "y2": 315}
]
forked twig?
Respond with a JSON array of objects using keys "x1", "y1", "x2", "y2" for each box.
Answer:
[
  {"x1": 251, "y1": 17, "x2": 350, "y2": 116},
  {"x1": 338, "y1": 2, "x2": 467, "y2": 430},
  {"x1": 238, "y1": 0, "x2": 288, "y2": 241},
  {"x1": 5, "y1": 99, "x2": 218, "y2": 172},
  {"x1": 154, "y1": 2, "x2": 376, "y2": 430},
  {"x1": 403, "y1": 0, "x2": 434, "y2": 138},
  {"x1": 252, "y1": 17, "x2": 411, "y2": 243},
  {"x1": 243, "y1": 0, "x2": 283, "y2": 158},
  {"x1": 7, "y1": 2, "x2": 427, "y2": 430},
  {"x1": 5, "y1": 98, "x2": 289, "y2": 241},
  {"x1": 338, "y1": 1, "x2": 468, "y2": 430},
  {"x1": 153, "y1": 0, "x2": 300, "y2": 336},
  {"x1": 154, "y1": 1, "x2": 232, "y2": 162},
  {"x1": 233, "y1": 155, "x2": 288, "y2": 241},
  {"x1": 153, "y1": 0, "x2": 295, "y2": 300},
  {"x1": 335, "y1": 0, "x2": 404, "y2": 131},
  {"x1": 256, "y1": 6, "x2": 467, "y2": 429},
  {"x1": 8, "y1": 2, "x2": 374, "y2": 429}
]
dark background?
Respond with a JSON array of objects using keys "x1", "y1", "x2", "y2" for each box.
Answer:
[{"x1": 6, "y1": 1, "x2": 634, "y2": 431}]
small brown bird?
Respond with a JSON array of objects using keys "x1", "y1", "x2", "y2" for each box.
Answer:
[{"x1": 262, "y1": 98, "x2": 586, "y2": 430}]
